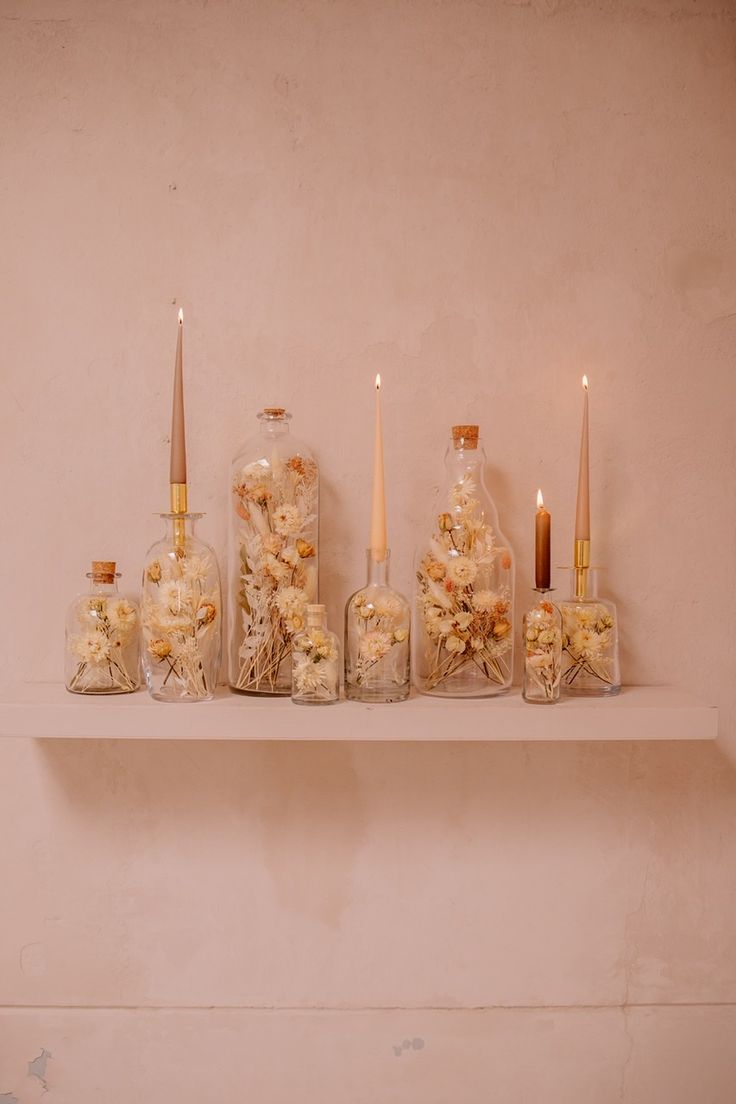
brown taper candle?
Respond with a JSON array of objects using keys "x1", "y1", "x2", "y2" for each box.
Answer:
[{"x1": 535, "y1": 489, "x2": 551, "y2": 590}]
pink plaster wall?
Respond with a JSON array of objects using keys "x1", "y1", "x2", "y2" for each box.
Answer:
[{"x1": 2, "y1": 0, "x2": 736, "y2": 1099}]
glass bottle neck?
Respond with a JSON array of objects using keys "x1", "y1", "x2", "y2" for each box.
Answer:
[
  {"x1": 365, "y1": 551, "x2": 390, "y2": 586},
  {"x1": 306, "y1": 612, "x2": 327, "y2": 631},
  {"x1": 88, "y1": 579, "x2": 119, "y2": 596},
  {"x1": 160, "y1": 513, "x2": 200, "y2": 542},
  {"x1": 444, "y1": 442, "x2": 486, "y2": 479}
]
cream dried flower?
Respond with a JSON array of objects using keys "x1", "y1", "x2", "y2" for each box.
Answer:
[
  {"x1": 74, "y1": 631, "x2": 111, "y2": 664},
  {"x1": 393, "y1": 628, "x2": 408, "y2": 643},
  {"x1": 197, "y1": 600, "x2": 218, "y2": 626},
  {"x1": 274, "y1": 585, "x2": 307, "y2": 620},
  {"x1": 272, "y1": 504, "x2": 303, "y2": 536},
  {"x1": 447, "y1": 557, "x2": 478, "y2": 587},
  {"x1": 107, "y1": 599, "x2": 137, "y2": 633},
  {"x1": 181, "y1": 555, "x2": 210, "y2": 584},
  {"x1": 360, "y1": 630, "x2": 393, "y2": 663},
  {"x1": 445, "y1": 634, "x2": 466, "y2": 654},
  {"x1": 472, "y1": 589, "x2": 499, "y2": 613},
  {"x1": 148, "y1": 638, "x2": 172, "y2": 659},
  {"x1": 262, "y1": 533, "x2": 284, "y2": 556},
  {"x1": 146, "y1": 561, "x2": 162, "y2": 583}
]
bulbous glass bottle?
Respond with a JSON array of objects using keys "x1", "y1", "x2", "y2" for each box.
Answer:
[
  {"x1": 559, "y1": 569, "x2": 620, "y2": 696},
  {"x1": 291, "y1": 604, "x2": 340, "y2": 705},
  {"x1": 413, "y1": 425, "x2": 515, "y2": 697},
  {"x1": 344, "y1": 551, "x2": 411, "y2": 703},
  {"x1": 140, "y1": 514, "x2": 222, "y2": 702},
  {"x1": 228, "y1": 408, "x2": 319, "y2": 695},
  {"x1": 65, "y1": 561, "x2": 140, "y2": 694}
]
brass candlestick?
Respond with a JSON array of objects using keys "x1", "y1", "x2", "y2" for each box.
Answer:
[
  {"x1": 170, "y1": 482, "x2": 188, "y2": 549},
  {"x1": 574, "y1": 537, "x2": 590, "y2": 600}
]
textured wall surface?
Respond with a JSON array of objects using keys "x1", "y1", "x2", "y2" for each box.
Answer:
[{"x1": 2, "y1": 0, "x2": 736, "y2": 1100}]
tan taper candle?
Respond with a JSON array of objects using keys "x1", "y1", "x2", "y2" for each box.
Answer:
[
  {"x1": 574, "y1": 376, "x2": 590, "y2": 542},
  {"x1": 170, "y1": 309, "x2": 187, "y2": 486},
  {"x1": 369, "y1": 374, "x2": 387, "y2": 562}
]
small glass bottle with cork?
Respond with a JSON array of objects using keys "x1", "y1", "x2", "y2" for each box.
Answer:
[
  {"x1": 65, "y1": 561, "x2": 140, "y2": 694},
  {"x1": 291, "y1": 604, "x2": 340, "y2": 705}
]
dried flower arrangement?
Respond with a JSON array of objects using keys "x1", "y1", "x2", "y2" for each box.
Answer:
[{"x1": 231, "y1": 453, "x2": 318, "y2": 693}]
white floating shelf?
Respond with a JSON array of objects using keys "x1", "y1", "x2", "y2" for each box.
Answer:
[{"x1": 0, "y1": 684, "x2": 717, "y2": 742}]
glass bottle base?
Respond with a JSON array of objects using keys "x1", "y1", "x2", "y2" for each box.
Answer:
[
  {"x1": 147, "y1": 689, "x2": 215, "y2": 703},
  {"x1": 522, "y1": 693, "x2": 558, "y2": 705},
  {"x1": 416, "y1": 683, "x2": 512, "y2": 700},
  {"x1": 563, "y1": 683, "x2": 621, "y2": 698},
  {"x1": 66, "y1": 685, "x2": 138, "y2": 696},
  {"x1": 345, "y1": 684, "x2": 410, "y2": 704},
  {"x1": 228, "y1": 683, "x2": 291, "y2": 698},
  {"x1": 291, "y1": 696, "x2": 339, "y2": 706}
]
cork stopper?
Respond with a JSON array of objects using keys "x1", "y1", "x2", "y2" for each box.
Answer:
[
  {"x1": 91, "y1": 560, "x2": 116, "y2": 583},
  {"x1": 452, "y1": 425, "x2": 479, "y2": 449},
  {"x1": 306, "y1": 603, "x2": 326, "y2": 626},
  {"x1": 260, "y1": 407, "x2": 289, "y2": 419}
]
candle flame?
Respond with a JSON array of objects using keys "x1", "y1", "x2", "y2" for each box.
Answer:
[
  {"x1": 582, "y1": 374, "x2": 588, "y2": 391},
  {"x1": 178, "y1": 308, "x2": 184, "y2": 324},
  {"x1": 375, "y1": 373, "x2": 381, "y2": 391},
  {"x1": 537, "y1": 488, "x2": 544, "y2": 509}
]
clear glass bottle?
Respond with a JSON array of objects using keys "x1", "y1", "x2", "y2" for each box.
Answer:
[
  {"x1": 228, "y1": 408, "x2": 319, "y2": 695},
  {"x1": 345, "y1": 551, "x2": 410, "y2": 703},
  {"x1": 559, "y1": 569, "x2": 620, "y2": 696},
  {"x1": 413, "y1": 425, "x2": 515, "y2": 697},
  {"x1": 291, "y1": 604, "x2": 340, "y2": 705},
  {"x1": 65, "y1": 561, "x2": 140, "y2": 694},
  {"x1": 522, "y1": 591, "x2": 562, "y2": 704},
  {"x1": 140, "y1": 514, "x2": 221, "y2": 702}
]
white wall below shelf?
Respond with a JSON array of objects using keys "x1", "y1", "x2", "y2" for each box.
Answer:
[{"x1": 0, "y1": 684, "x2": 718, "y2": 742}]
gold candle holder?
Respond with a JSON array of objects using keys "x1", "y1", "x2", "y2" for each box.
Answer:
[
  {"x1": 170, "y1": 482, "x2": 188, "y2": 549},
  {"x1": 573, "y1": 538, "x2": 590, "y2": 600}
]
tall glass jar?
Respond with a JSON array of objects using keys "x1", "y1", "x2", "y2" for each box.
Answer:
[
  {"x1": 413, "y1": 425, "x2": 515, "y2": 697},
  {"x1": 522, "y1": 591, "x2": 562, "y2": 704},
  {"x1": 65, "y1": 561, "x2": 140, "y2": 694},
  {"x1": 140, "y1": 514, "x2": 221, "y2": 702},
  {"x1": 228, "y1": 408, "x2": 319, "y2": 695},
  {"x1": 345, "y1": 551, "x2": 411, "y2": 703},
  {"x1": 291, "y1": 604, "x2": 340, "y2": 705},
  {"x1": 559, "y1": 569, "x2": 620, "y2": 696}
]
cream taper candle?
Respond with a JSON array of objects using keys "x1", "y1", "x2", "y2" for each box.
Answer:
[
  {"x1": 574, "y1": 375, "x2": 590, "y2": 542},
  {"x1": 170, "y1": 308, "x2": 187, "y2": 487},
  {"x1": 369, "y1": 373, "x2": 387, "y2": 562}
]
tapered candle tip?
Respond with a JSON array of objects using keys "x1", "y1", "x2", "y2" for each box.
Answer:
[
  {"x1": 375, "y1": 373, "x2": 381, "y2": 390},
  {"x1": 582, "y1": 374, "x2": 588, "y2": 391},
  {"x1": 178, "y1": 308, "x2": 184, "y2": 324},
  {"x1": 537, "y1": 488, "x2": 544, "y2": 509}
]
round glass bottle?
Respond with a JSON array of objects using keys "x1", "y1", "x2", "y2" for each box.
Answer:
[
  {"x1": 291, "y1": 604, "x2": 340, "y2": 705},
  {"x1": 345, "y1": 551, "x2": 410, "y2": 703},
  {"x1": 228, "y1": 408, "x2": 319, "y2": 695},
  {"x1": 140, "y1": 514, "x2": 221, "y2": 702},
  {"x1": 559, "y1": 568, "x2": 620, "y2": 696},
  {"x1": 522, "y1": 592, "x2": 562, "y2": 704},
  {"x1": 413, "y1": 425, "x2": 515, "y2": 698},
  {"x1": 65, "y1": 561, "x2": 140, "y2": 694}
]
